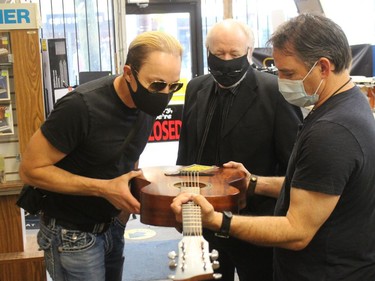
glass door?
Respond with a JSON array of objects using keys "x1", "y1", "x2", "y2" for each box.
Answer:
[
  {"x1": 125, "y1": 1, "x2": 203, "y2": 103},
  {"x1": 125, "y1": 1, "x2": 204, "y2": 167}
]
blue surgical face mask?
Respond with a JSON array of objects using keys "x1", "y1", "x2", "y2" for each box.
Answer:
[{"x1": 278, "y1": 61, "x2": 323, "y2": 107}]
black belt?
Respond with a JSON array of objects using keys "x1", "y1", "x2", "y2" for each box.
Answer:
[{"x1": 42, "y1": 215, "x2": 113, "y2": 234}]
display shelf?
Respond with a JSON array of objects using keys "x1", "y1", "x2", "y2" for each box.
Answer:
[
  {"x1": 0, "y1": 32, "x2": 13, "y2": 136},
  {"x1": 0, "y1": 69, "x2": 10, "y2": 100},
  {"x1": 0, "y1": 102, "x2": 13, "y2": 135},
  {"x1": 0, "y1": 31, "x2": 12, "y2": 64},
  {"x1": 352, "y1": 76, "x2": 375, "y2": 111}
]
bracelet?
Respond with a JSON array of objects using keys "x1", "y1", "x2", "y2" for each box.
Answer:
[{"x1": 247, "y1": 175, "x2": 258, "y2": 197}]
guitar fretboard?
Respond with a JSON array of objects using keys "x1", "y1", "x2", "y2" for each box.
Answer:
[{"x1": 180, "y1": 171, "x2": 202, "y2": 236}]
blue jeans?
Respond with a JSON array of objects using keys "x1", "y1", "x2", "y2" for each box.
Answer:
[{"x1": 37, "y1": 216, "x2": 126, "y2": 281}]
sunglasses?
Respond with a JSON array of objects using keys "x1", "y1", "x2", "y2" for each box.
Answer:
[
  {"x1": 147, "y1": 80, "x2": 184, "y2": 94},
  {"x1": 132, "y1": 69, "x2": 183, "y2": 94}
]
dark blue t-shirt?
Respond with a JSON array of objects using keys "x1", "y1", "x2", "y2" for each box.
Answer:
[{"x1": 274, "y1": 86, "x2": 375, "y2": 280}]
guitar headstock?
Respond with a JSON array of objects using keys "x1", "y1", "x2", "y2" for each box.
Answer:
[{"x1": 168, "y1": 236, "x2": 221, "y2": 281}]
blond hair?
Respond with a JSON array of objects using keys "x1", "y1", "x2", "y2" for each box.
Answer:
[{"x1": 125, "y1": 31, "x2": 183, "y2": 71}]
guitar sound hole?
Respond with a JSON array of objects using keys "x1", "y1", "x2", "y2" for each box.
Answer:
[{"x1": 173, "y1": 181, "x2": 211, "y2": 189}]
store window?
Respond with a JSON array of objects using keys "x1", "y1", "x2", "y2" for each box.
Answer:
[
  {"x1": 201, "y1": 0, "x2": 375, "y2": 71},
  {"x1": 35, "y1": 0, "x2": 375, "y2": 83},
  {"x1": 200, "y1": 0, "x2": 297, "y2": 72},
  {"x1": 37, "y1": 0, "x2": 115, "y2": 86}
]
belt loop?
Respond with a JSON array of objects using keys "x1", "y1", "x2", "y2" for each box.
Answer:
[
  {"x1": 93, "y1": 223, "x2": 104, "y2": 233},
  {"x1": 52, "y1": 218, "x2": 57, "y2": 228},
  {"x1": 46, "y1": 216, "x2": 56, "y2": 228}
]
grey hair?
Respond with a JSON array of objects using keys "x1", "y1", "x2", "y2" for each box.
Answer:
[{"x1": 205, "y1": 19, "x2": 255, "y2": 51}]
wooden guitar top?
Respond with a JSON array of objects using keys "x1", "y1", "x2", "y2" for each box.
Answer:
[{"x1": 131, "y1": 166, "x2": 247, "y2": 227}]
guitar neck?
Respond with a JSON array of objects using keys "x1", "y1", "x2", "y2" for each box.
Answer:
[
  {"x1": 181, "y1": 173, "x2": 203, "y2": 236},
  {"x1": 169, "y1": 169, "x2": 221, "y2": 281}
]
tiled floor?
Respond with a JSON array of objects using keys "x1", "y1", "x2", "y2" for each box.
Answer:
[
  {"x1": 124, "y1": 215, "x2": 181, "y2": 281},
  {"x1": 125, "y1": 214, "x2": 182, "y2": 244}
]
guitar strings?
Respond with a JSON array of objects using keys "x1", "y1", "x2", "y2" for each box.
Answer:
[{"x1": 181, "y1": 170, "x2": 203, "y2": 237}]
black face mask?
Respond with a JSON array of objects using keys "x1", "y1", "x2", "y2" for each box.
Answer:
[
  {"x1": 207, "y1": 52, "x2": 250, "y2": 88},
  {"x1": 126, "y1": 74, "x2": 173, "y2": 117}
]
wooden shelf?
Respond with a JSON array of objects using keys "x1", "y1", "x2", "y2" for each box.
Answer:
[
  {"x1": 0, "y1": 232, "x2": 46, "y2": 281},
  {"x1": 0, "y1": 180, "x2": 23, "y2": 195},
  {"x1": 0, "y1": 232, "x2": 42, "y2": 261}
]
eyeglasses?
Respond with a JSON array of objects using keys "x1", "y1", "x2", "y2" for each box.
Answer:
[
  {"x1": 132, "y1": 69, "x2": 183, "y2": 94},
  {"x1": 208, "y1": 68, "x2": 243, "y2": 77}
]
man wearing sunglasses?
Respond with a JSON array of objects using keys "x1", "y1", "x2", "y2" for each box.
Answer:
[
  {"x1": 176, "y1": 19, "x2": 303, "y2": 281},
  {"x1": 18, "y1": 31, "x2": 183, "y2": 281}
]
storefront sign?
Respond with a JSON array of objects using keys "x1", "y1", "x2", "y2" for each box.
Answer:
[
  {"x1": 0, "y1": 3, "x2": 40, "y2": 30},
  {"x1": 148, "y1": 104, "x2": 183, "y2": 142}
]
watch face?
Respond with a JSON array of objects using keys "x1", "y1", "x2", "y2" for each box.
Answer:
[{"x1": 223, "y1": 211, "x2": 233, "y2": 218}]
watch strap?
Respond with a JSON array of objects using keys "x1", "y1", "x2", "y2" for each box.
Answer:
[
  {"x1": 215, "y1": 211, "x2": 233, "y2": 239},
  {"x1": 247, "y1": 175, "x2": 258, "y2": 197}
]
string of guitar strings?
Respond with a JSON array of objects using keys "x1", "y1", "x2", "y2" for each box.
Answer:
[{"x1": 181, "y1": 170, "x2": 203, "y2": 237}]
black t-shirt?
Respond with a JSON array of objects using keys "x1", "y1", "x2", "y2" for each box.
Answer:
[
  {"x1": 41, "y1": 75, "x2": 154, "y2": 224},
  {"x1": 274, "y1": 87, "x2": 375, "y2": 280}
]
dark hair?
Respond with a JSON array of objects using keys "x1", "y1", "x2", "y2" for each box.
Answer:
[{"x1": 267, "y1": 14, "x2": 352, "y2": 73}]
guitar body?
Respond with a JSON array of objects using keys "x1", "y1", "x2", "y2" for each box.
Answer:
[{"x1": 131, "y1": 166, "x2": 247, "y2": 227}]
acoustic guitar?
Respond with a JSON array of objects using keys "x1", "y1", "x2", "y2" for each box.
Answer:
[{"x1": 131, "y1": 165, "x2": 247, "y2": 228}]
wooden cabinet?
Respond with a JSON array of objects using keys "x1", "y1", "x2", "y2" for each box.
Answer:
[
  {"x1": 0, "y1": 27, "x2": 46, "y2": 281},
  {"x1": 0, "y1": 182, "x2": 46, "y2": 281}
]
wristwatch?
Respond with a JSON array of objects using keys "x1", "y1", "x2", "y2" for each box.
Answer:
[
  {"x1": 215, "y1": 211, "x2": 233, "y2": 238},
  {"x1": 247, "y1": 175, "x2": 258, "y2": 197}
]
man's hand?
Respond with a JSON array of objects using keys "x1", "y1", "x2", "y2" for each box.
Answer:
[
  {"x1": 171, "y1": 192, "x2": 219, "y2": 230},
  {"x1": 102, "y1": 170, "x2": 143, "y2": 214},
  {"x1": 223, "y1": 161, "x2": 252, "y2": 186}
]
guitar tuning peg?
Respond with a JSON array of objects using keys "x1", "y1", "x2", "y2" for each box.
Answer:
[
  {"x1": 212, "y1": 260, "x2": 220, "y2": 270},
  {"x1": 213, "y1": 273, "x2": 223, "y2": 279},
  {"x1": 168, "y1": 251, "x2": 177, "y2": 259},
  {"x1": 168, "y1": 260, "x2": 177, "y2": 269},
  {"x1": 210, "y1": 249, "x2": 219, "y2": 260}
]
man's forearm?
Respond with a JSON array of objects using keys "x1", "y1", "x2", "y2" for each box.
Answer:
[
  {"x1": 253, "y1": 176, "x2": 284, "y2": 198},
  {"x1": 19, "y1": 164, "x2": 107, "y2": 197}
]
